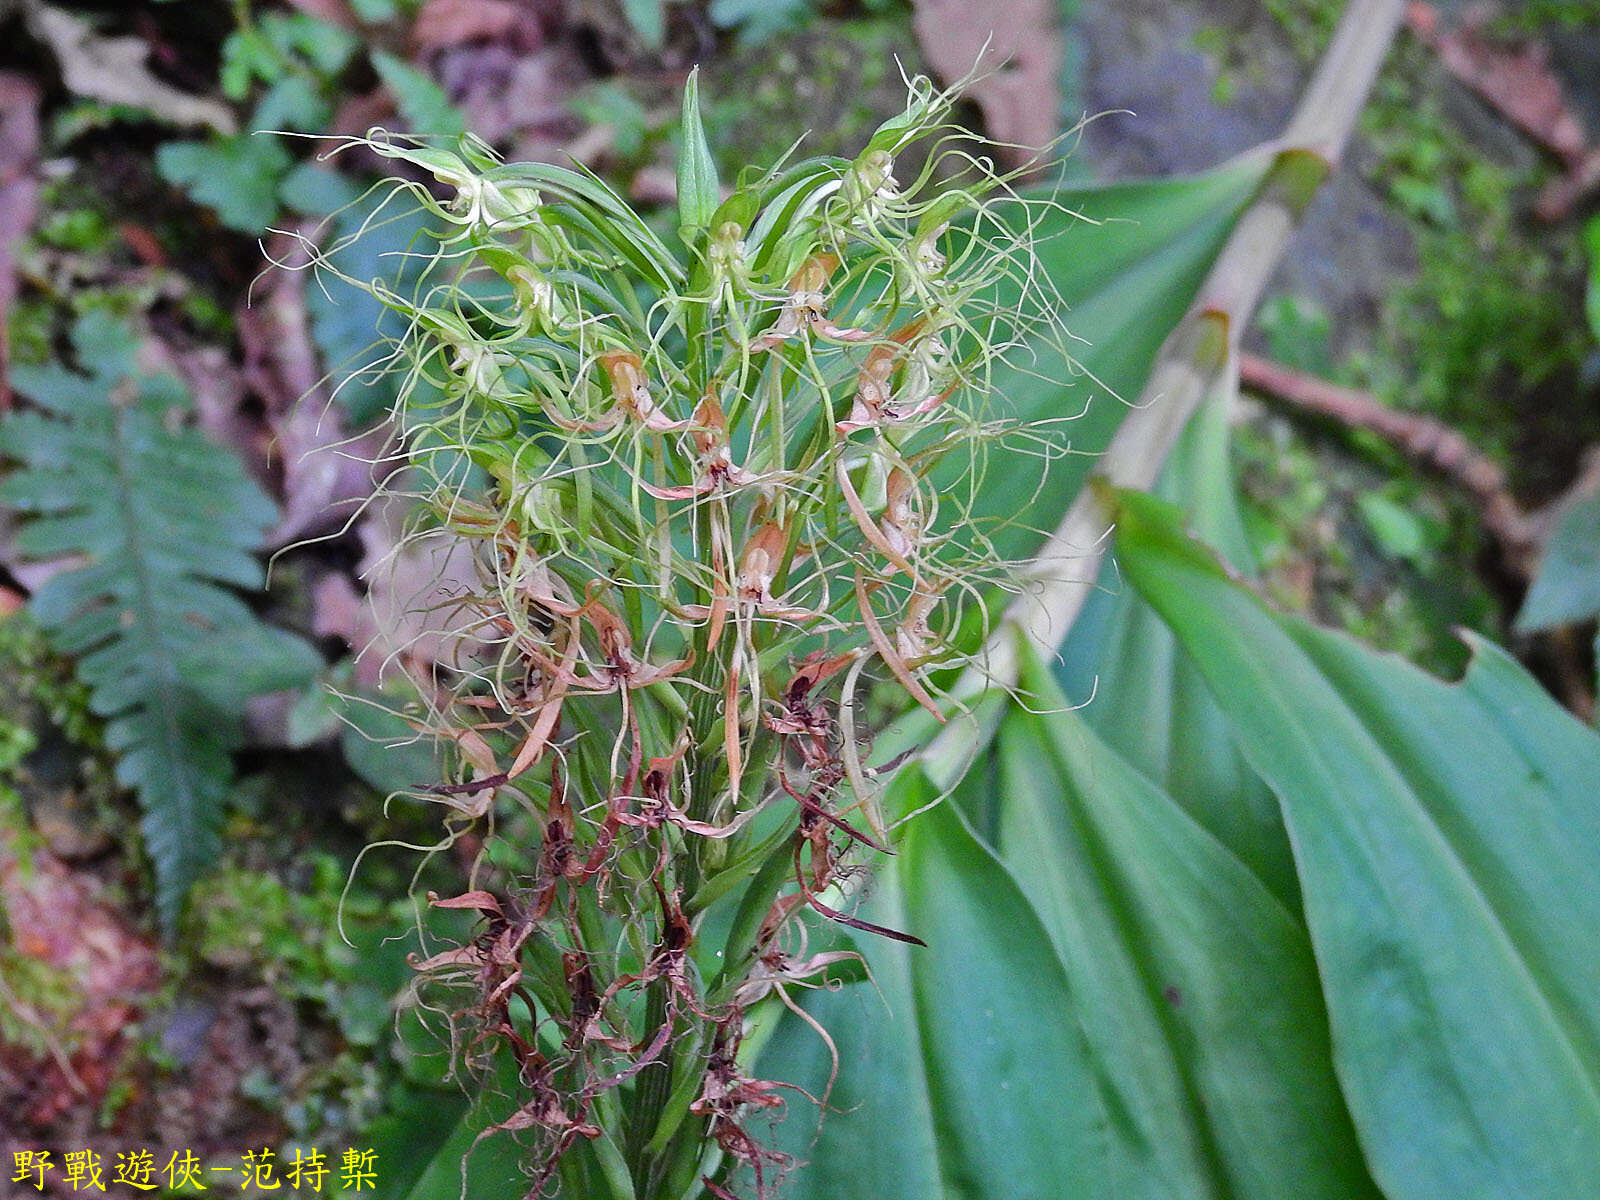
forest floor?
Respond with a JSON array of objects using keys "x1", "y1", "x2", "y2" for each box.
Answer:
[{"x1": 1, "y1": 0, "x2": 1598, "y2": 1193}]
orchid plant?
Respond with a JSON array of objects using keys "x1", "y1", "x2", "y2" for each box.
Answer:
[{"x1": 309, "y1": 70, "x2": 1071, "y2": 1199}]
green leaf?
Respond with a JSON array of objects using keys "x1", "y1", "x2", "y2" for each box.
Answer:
[
  {"x1": 676, "y1": 67, "x2": 719, "y2": 236},
  {"x1": 348, "y1": 0, "x2": 405, "y2": 20},
  {"x1": 992, "y1": 653, "x2": 1377, "y2": 1199},
  {"x1": 1515, "y1": 486, "x2": 1600, "y2": 632},
  {"x1": 1114, "y1": 488, "x2": 1600, "y2": 1200},
  {"x1": 965, "y1": 164, "x2": 1269, "y2": 562},
  {"x1": 258, "y1": 12, "x2": 360, "y2": 78},
  {"x1": 1056, "y1": 386, "x2": 1298, "y2": 907},
  {"x1": 304, "y1": 192, "x2": 442, "y2": 427},
  {"x1": 371, "y1": 52, "x2": 467, "y2": 139},
  {"x1": 762, "y1": 773, "x2": 1107, "y2": 1199},
  {"x1": 619, "y1": 0, "x2": 666, "y2": 48},
  {"x1": 278, "y1": 162, "x2": 364, "y2": 218},
  {"x1": 157, "y1": 134, "x2": 292, "y2": 233},
  {"x1": 358, "y1": 1084, "x2": 527, "y2": 1200},
  {"x1": 177, "y1": 625, "x2": 323, "y2": 712},
  {"x1": 763, "y1": 163, "x2": 1284, "y2": 1198},
  {"x1": 1356, "y1": 489, "x2": 1428, "y2": 562},
  {"x1": 219, "y1": 27, "x2": 278, "y2": 99},
  {"x1": 770, "y1": 683, "x2": 1375, "y2": 1200},
  {"x1": 570, "y1": 83, "x2": 654, "y2": 163},
  {"x1": 708, "y1": 0, "x2": 812, "y2": 41},
  {"x1": 252, "y1": 74, "x2": 331, "y2": 134},
  {"x1": 336, "y1": 692, "x2": 443, "y2": 795},
  {"x1": 0, "y1": 314, "x2": 321, "y2": 930}
]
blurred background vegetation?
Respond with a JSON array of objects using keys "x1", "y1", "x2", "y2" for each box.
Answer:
[{"x1": 2, "y1": 0, "x2": 1599, "y2": 1195}]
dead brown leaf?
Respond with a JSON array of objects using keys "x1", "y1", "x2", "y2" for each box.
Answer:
[
  {"x1": 0, "y1": 827, "x2": 159, "y2": 1125},
  {"x1": 910, "y1": 0, "x2": 1062, "y2": 171},
  {"x1": 0, "y1": 71, "x2": 40, "y2": 411},
  {"x1": 239, "y1": 228, "x2": 391, "y2": 545},
  {"x1": 412, "y1": 0, "x2": 522, "y2": 54},
  {"x1": 24, "y1": 1, "x2": 236, "y2": 133},
  {"x1": 313, "y1": 493, "x2": 482, "y2": 689},
  {"x1": 439, "y1": 42, "x2": 588, "y2": 156},
  {"x1": 1408, "y1": 1, "x2": 1587, "y2": 165}
]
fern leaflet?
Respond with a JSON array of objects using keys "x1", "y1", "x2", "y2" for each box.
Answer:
[{"x1": 0, "y1": 312, "x2": 320, "y2": 931}]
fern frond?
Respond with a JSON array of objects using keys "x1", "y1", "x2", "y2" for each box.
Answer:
[{"x1": 0, "y1": 312, "x2": 320, "y2": 931}]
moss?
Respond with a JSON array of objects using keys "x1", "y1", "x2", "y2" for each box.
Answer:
[
  {"x1": 1256, "y1": 5, "x2": 1598, "y2": 501},
  {"x1": 1491, "y1": 1, "x2": 1600, "y2": 33},
  {"x1": 1232, "y1": 414, "x2": 1497, "y2": 675},
  {"x1": 0, "y1": 924, "x2": 82, "y2": 1060},
  {"x1": 181, "y1": 850, "x2": 423, "y2": 1141},
  {"x1": 703, "y1": 16, "x2": 927, "y2": 176},
  {"x1": 1253, "y1": 13, "x2": 1595, "y2": 486},
  {"x1": 1356, "y1": 46, "x2": 1594, "y2": 492},
  {"x1": 0, "y1": 615, "x2": 99, "y2": 749},
  {"x1": 1261, "y1": 0, "x2": 1342, "y2": 60}
]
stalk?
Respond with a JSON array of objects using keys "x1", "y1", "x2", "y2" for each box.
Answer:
[{"x1": 925, "y1": 0, "x2": 1407, "y2": 787}]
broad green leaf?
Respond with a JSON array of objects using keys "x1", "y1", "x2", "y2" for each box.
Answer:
[
  {"x1": 984, "y1": 653, "x2": 1376, "y2": 1200},
  {"x1": 305, "y1": 192, "x2": 442, "y2": 427},
  {"x1": 766, "y1": 164, "x2": 1282, "y2": 1199},
  {"x1": 1115, "y1": 488, "x2": 1600, "y2": 1200},
  {"x1": 253, "y1": 74, "x2": 331, "y2": 134},
  {"x1": 337, "y1": 691, "x2": 445, "y2": 796},
  {"x1": 761, "y1": 773, "x2": 1108, "y2": 1200},
  {"x1": 970, "y1": 164, "x2": 1268, "y2": 560},
  {"x1": 359, "y1": 1083, "x2": 527, "y2": 1200},
  {"x1": 769, "y1": 678, "x2": 1375, "y2": 1199},
  {"x1": 278, "y1": 162, "x2": 364, "y2": 218},
  {"x1": 1515, "y1": 485, "x2": 1600, "y2": 632},
  {"x1": 1056, "y1": 388, "x2": 1297, "y2": 908},
  {"x1": 676, "y1": 67, "x2": 719, "y2": 236}
]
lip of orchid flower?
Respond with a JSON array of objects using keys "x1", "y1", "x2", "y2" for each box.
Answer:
[
  {"x1": 836, "y1": 318, "x2": 962, "y2": 433},
  {"x1": 639, "y1": 393, "x2": 766, "y2": 501},
  {"x1": 879, "y1": 467, "x2": 922, "y2": 565},
  {"x1": 599, "y1": 350, "x2": 691, "y2": 433},
  {"x1": 718, "y1": 520, "x2": 822, "y2": 624},
  {"x1": 735, "y1": 520, "x2": 786, "y2": 610},
  {"x1": 893, "y1": 580, "x2": 945, "y2": 666},
  {"x1": 751, "y1": 253, "x2": 881, "y2": 351}
]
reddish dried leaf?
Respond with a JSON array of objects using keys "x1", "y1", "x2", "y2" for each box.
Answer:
[
  {"x1": 0, "y1": 72, "x2": 40, "y2": 410},
  {"x1": 1409, "y1": 1, "x2": 1587, "y2": 164},
  {"x1": 910, "y1": 0, "x2": 1063, "y2": 169},
  {"x1": 284, "y1": 0, "x2": 358, "y2": 29},
  {"x1": 428, "y1": 889, "x2": 505, "y2": 915},
  {"x1": 239, "y1": 228, "x2": 391, "y2": 546},
  {"x1": 0, "y1": 830, "x2": 159, "y2": 1121},
  {"x1": 340, "y1": 494, "x2": 483, "y2": 687},
  {"x1": 412, "y1": 0, "x2": 520, "y2": 54}
]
